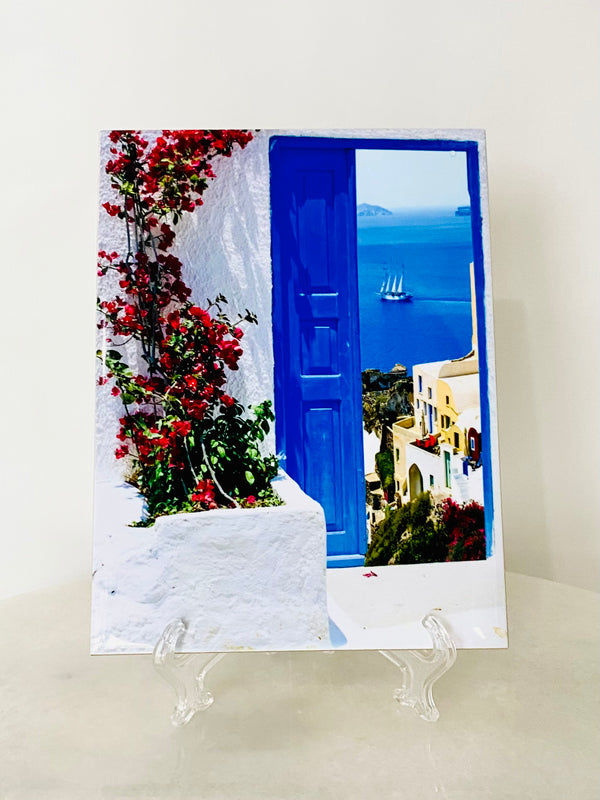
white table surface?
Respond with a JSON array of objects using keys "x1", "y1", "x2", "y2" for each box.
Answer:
[{"x1": 1, "y1": 572, "x2": 598, "y2": 799}]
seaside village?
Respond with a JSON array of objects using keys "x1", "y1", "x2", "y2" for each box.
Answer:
[{"x1": 365, "y1": 263, "x2": 484, "y2": 539}]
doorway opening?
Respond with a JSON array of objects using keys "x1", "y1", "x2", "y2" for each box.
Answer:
[
  {"x1": 356, "y1": 148, "x2": 483, "y2": 564},
  {"x1": 269, "y1": 136, "x2": 491, "y2": 568}
]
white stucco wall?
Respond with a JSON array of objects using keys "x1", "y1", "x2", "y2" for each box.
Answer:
[
  {"x1": 450, "y1": 458, "x2": 484, "y2": 506},
  {"x1": 91, "y1": 472, "x2": 329, "y2": 653},
  {"x1": 405, "y1": 441, "x2": 483, "y2": 508},
  {"x1": 405, "y1": 443, "x2": 444, "y2": 498}
]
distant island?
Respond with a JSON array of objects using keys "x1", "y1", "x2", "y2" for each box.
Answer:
[
  {"x1": 455, "y1": 205, "x2": 471, "y2": 216},
  {"x1": 357, "y1": 203, "x2": 392, "y2": 217}
]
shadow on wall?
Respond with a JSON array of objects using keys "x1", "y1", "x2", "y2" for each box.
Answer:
[{"x1": 493, "y1": 299, "x2": 550, "y2": 581}]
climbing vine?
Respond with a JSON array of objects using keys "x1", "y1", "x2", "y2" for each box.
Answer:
[{"x1": 97, "y1": 130, "x2": 279, "y2": 521}]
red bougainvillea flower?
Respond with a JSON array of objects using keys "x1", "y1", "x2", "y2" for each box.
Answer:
[
  {"x1": 246, "y1": 495, "x2": 256, "y2": 505},
  {"x1": 190, "y1": 479, "x2": 216, "y2": 506},
  {"x1": 172, "y1": 420, "x2": 192, "y2": 437},
  {"x1": 102, "y1": 202, "x2": 121, "y2": 217}
]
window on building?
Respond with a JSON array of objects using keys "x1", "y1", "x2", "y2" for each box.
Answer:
[
  {"x1": 429, "y1": 474, "x2": 434, "y2": 487},
  {"x1": 434, "y1": 408, "x2": 437, "y2": 421},
  {"x1": 454, "y1": 432, "x2": 460, "y2": 448},
  {"x1": 428, "y1": 387, "x2": 432, "y2": 399},
  {"x1": 418, "y1": 376, "x2": 422, "y2": 393},
  {"x1": 395, "y1": 448, "x2": 399, "y2": 462},
  {"x1": 444, "y1": 450, "x2": 451, "y2": 488},
  {"x1": 416, "y1": 399, "x2": 420, "y2": 409},
  {"x1": 445, "y1": 395, "x2": 449, "y2": 405}
]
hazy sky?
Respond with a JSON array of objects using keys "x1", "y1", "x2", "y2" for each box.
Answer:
[{"x1": 356, "y1": 149, "x2": 470, "y2": 210}]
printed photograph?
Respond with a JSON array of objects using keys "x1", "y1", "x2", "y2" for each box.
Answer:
[{"x1": 93, "y1": 129, "x2": 506, "y2": 654}]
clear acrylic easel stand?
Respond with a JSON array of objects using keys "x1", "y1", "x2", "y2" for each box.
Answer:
[{"x1": 154, "y1": 612, "x2": 456, "y2": 727}]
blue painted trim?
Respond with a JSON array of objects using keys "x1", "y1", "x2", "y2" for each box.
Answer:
[
  {"x1": 270, "y1": 136, "x2": 479, "y2": 153},
  {"x1": 327, "y1": 554, "x2": 367, "y2": 569},
  {"x1": 465, "y1": 145, "x2": 495, "y2": 558},
  {"x1": 345, "y1": 149, "x2": 369, "y2": 558}
]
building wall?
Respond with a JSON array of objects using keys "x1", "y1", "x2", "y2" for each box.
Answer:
[
  {"x1": 437, "y1": 380, "x2": 456, "y2": 448},
  {"x1": 412, "y1": 365, "x2": 440, "y2": 436},
  {"x1": 405, "y1": 444, "x2": 445, "y2": 500},
  {"x1": 451, "y1": 458, "x2": 484, "y2": 506},
  {"x1": 392, "y1": 417, "x2": 417, "y2": 495}
]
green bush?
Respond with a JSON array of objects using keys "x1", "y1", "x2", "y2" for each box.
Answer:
[
  {"x1": 375, "y1": 449, "x2": 395, "y2": 499},
  {"x1": 365, "y1": 492, "x2": 436, "y2": 567},
  {"x1": 365, "y1": 492, "x2": 485, "y2": 567},
  {"x1": 365, "y1": 492, "x2": 444, "y2": 566}
]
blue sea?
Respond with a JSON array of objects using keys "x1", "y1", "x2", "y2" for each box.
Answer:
[{"x1": 357, "y1": 208, "x2": 474, "y2": 374}]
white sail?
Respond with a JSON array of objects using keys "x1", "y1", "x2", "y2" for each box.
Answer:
[{"x1": 379, "y1": 266, "x2": 412, "y2": 301}]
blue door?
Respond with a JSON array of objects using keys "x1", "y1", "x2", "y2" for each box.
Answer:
[{"x1": 270, "y1": 138, "x2": 367, "y2": 567}]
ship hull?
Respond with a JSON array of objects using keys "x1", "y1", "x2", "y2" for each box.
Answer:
[{"x1": 380, "y1": 292, "x2": 412, "y2": 302}]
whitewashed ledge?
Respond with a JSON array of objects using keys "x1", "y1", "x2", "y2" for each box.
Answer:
[{"x1": 91, "y1": 472, "x2": 329, "y2": 654}]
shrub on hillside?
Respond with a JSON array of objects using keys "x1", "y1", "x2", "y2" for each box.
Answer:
[
  {"x1": 365, "y1": 492, "x2": 445, "y2": 566},
  {"x1": 365, "y1": 492, "x2": 486, "y2": 566},
  {"x1": 440, "y1": 498, "x2": 486, "y2": 561}
]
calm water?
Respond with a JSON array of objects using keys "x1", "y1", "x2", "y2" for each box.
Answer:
[{"x1": 357, "y1": 208, "x2": 474, "y2": 374}]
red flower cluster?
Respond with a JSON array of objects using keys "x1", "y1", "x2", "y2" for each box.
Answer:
[
  {"x1": 440, "y1": 498, "x2": 486, "y2": 561},
  {"x1": 115, "y1": 413, "x2": 197, "y2": 470},
  {"x1": 190, "y1": 479, "x2": 217, "y2": 509},
  {"x1": 105, "y1": 129, "x2": 253, "y2": 219}
]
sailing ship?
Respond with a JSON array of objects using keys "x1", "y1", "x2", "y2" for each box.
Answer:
[{"x1": 379, "y1": 269, "x2": 413, "y2": 302}]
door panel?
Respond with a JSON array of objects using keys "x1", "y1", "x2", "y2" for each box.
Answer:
[{"x1": 270, "y1": 139, "x2": 367, "y2": 566}]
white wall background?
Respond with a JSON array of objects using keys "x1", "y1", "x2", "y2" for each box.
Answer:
[{"x1": 1, "y1": 0, "x2": 598, "y2": 598}]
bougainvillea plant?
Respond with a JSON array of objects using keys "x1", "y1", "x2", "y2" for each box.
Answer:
[
  {"x1": 440, "y1": 498, "x2": 486, "y2": 561},
  {"x1": 97, "y1": 130, "x2": 280, "y2": 522}
]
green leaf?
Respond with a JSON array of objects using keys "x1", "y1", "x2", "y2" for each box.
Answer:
[{"x1": 245, "y1": 470, "x2": 255, "y2": 485}]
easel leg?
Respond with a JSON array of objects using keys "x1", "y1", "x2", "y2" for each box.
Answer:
[
  {"x1": 153, "y1": 620, "x2": 226, "y2": 727},
  {"x1": 379, "y1": 613, "x2": 457, "y2": 722}
]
